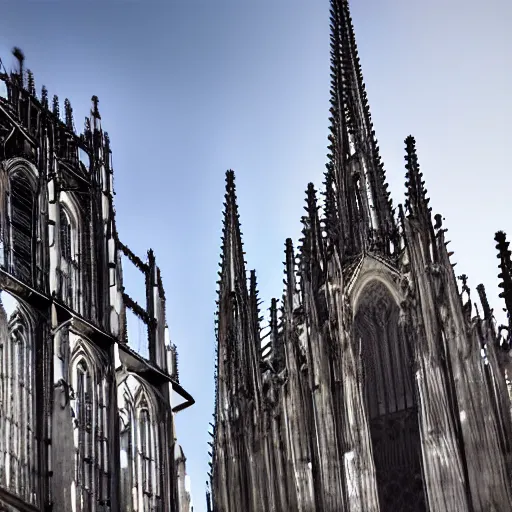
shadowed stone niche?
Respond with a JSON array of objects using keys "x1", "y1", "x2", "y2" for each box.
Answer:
[{"x1": 354, "y1": 279, "x2": 426, "y2": 512}]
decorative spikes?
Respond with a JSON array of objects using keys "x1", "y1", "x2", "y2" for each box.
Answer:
[
  {"x1": 284, "y1": 238, "x2": 297, "y2": 305},
  {"x1": 249, "y1": 270, "x2": 262, "y2": 340},
  {"x1": 26, "y1": 69, "x2": 35, "y2": 96},
  {"x1": 168, "y1": 343, "x2": 180, "y2": 382},
  {"x1": 41, "y1": 85, "x2": 48, "y2": 109},
  {"x1": 64, "y1": 98, "x2": 74, "y2": 131},
  {"x1": 302, "y1": 183, "x2": 325, "y2": 267},
  {"x1": 495, "y1": 231, "x2": 512, "y2": 323},
  {"x1": 476, "y1": 284, "x2": 492, "y2": 321},
  {"x1": 270, "y1": 298, "x2": 284, "y2": 370},
  {"x1": 323, "y1": 162, "x2": 339, "y2": 244},
  {"x1": 327, "y1": 0, "x2": 343, "y2": 146},
  {"x1": 404, "y1": 135, "x2": 430, "y2": 220},
  {"x1": 327, "y1": 0, "x2": 397, "y2": 256},
  {"x1": 52, "y1": 95, "x2": 60, "y2": 118},
  {"x1": 219, "y1": 170, "x2": 246, "y2": 296}
]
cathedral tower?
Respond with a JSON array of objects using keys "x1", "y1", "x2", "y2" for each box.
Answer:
[
  {"x1": 209, "y1": 1, "x2": 512, "y2": 511},
  {"x1": 0, "y1": 49, "x2": 194, "y2": 511}
]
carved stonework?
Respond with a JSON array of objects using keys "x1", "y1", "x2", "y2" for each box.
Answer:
[
  {"x1": 0, "y1": 53, "x2": 193, "y2": 511},
  {"x1": 209, "y1": 2, "x2": 512, "y2": 511}
]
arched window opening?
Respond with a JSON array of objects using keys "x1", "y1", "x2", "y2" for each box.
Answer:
[
  {"x1": 354, "y1": 280, "x2": 426, "y2": 512},
  {"x1": 0, "y1": 294, "x2": 38, "y2": 506},
  {"x1": 74, "y1": 359, "x2": 94, "y2": 512},
  {"x1": 119, "y1": 405, "x2": 134, "y2": 512},
  {"x1": 8, "y1": 170, "x2": 35, "y2": 285},
  {"x1": 71, "y1": 350, "x2": 111, "y2": 512},
  {"x1": 139, "y1": 407, "x2": 152, "y2": 499},
  {"x1": 60, "y1": 208, "x2": 72, "y2": 261},
  {"x1": 118, "y1": 378, "x2": 163, "y2": 512},
  {"x1": 136, "y1": 392, "x2": 161, "y2": 511},
  {"x1": 58, "y1": 203, "x2": 81, "y2": 312}
]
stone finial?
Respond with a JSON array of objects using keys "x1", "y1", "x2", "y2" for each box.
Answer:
[
  {"x1": 52, "y1": 95, "x2": 60, "y2": 118},
  {"x1": 91, "y1": 95, "x2": 101, "y2": 119},
  {"x1": 64, "y1": 98, "x2": 74, "y2": 130},
  {"x1": 26, "y1": 69, "x2": 35, "y2": 96},
  {"x1": 41, "y1": 85, "x2": 48, "y2": 108}
]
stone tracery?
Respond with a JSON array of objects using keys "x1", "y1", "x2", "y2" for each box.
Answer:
[{"x1": 0, "y1": 54, "x2": 194, "y2": 511}]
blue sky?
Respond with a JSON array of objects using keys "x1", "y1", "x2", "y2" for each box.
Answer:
[{"x1": 1, "y1": 0, "x2": 511, "y2": 510}]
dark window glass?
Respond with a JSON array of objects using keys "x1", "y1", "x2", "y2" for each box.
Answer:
[
  {"x1": 9, "y1": 171, "x2": 35, "y2": 284},
  {"x1": 60, "y1": 208, "x2": 72, "y2": 261}
]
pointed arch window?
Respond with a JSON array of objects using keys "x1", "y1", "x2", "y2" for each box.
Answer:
[
  {"x1": 0, "y1": 300, "x2": 39, "y2": 506},
  {"x1": 8, "y1": 169, "x2": 36, "y2": 285},
  {"x1": 58, "y1": 203, "x2": 81, "y2": 311},
  {"x1": 354, "y1": 280, "x2": 425, "y2": 511},
  {"x1": 139, "y1": 406, "x2": 152, "y2": 496},
  {"x1": 60, "y1": 208, "x2": 72, "y2": 261},
  {"x1": 71, "y1": 350, "x2": 110, "y2": 512},
  {"x1": 136, "y1": 392, "x2": 161, "y2": 510},
  {"x1": 74, "y1": 359, "x2": 94, "y2": 512},
  {"x1": 119, "y1": 406, "x2": 134, "y2": 512},
  {"x1": 118, "y1": 379, "x2": 163, "y2": 511}
]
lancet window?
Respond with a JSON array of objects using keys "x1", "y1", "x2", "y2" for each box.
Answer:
[
  {"x1": 139, "y1": 405, "x2": 152, "y2": 499},
  {"x1": 354, "y1": 279, "x2": 425, "y2": 512},
  {"x1": 118, "y1": 377, "x2": 163, "y2": 511},
  {"x1": 8, "y1": 169, "x2": 36, "y2": 285},
  {"x1": 119, "y1": 407, "x2": 134, "y2": 512},
  {"x1": 71, "y1": 347, "x2": 110, "y2": 512},
  {"x1": 58, "y1": 202, "x2": 81, "y2": 312},
  {"x1": 136, "y1": 393, "x2": 161, "y2": 511},
  {"x1": 0, "y1": 295, "x2": 39, "y2": 506},
  {"x1": 60, "y1": 208, "x2": 72, "y2": 261}
]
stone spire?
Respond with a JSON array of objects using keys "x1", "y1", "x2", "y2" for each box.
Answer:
[
  {"x1": 212, "y1": 169, "x2": 265, "y2": 511},
  {"x1": 404, "y1": 135, "x2": 430, "y2": 224},
  {"x1": 324, "y1": 0, "x2": 396, "y2": 258},
  {"x1": 64, "y1": 98, "x2": 74, "y2": 131}
]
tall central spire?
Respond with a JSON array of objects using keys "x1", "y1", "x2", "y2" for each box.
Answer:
[{"x1": 325, "y1": 0, "x2": 397, "y2": 259}]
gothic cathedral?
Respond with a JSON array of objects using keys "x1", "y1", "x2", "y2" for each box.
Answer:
[
  {"x1": 209, "y1": 1, "x2": 512, "y2": 511},
  {"x1": 0, "y1": 52, "x2": 194, "y2": 510}
]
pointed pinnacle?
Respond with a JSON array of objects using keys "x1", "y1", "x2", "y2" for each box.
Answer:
[
  {"x1": 218, "y1": 169, "x2": 247, "y2": 295},
  {"x1": 41, "y1": 85, "x2": 48, "y2": 109},
  {"x1": 91, "y1": 95, "x2": 101, "y2": 119},
  {"x1": 476, "y1": 284, "x2": 492, "y2": 320},
  {"x1": 52, "y1": 95, "x2": 60, "y2": 118},
  {"x1": 495, "y1": 231, "x2": 512, "y2": 320},
  {"x1": 26, "y1": 69, "x2": 35, "y2": 96},
  {"x1": 64, "y1": 98, "x2": 74, "y2": 131},
  {"x1": 404, "y1": 135, "x2": 431, "y2": 223}
]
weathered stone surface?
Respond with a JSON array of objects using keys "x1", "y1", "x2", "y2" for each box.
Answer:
[
  {"x1": 0, "y1": 64, "x2": 194, "y2": 511},
  {"x1": 209, "y1": 2, "x2": 512, "y2": 511}
]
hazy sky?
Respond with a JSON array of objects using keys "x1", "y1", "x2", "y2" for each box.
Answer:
[{"x1": 1, "y1": 1, "x2": 511, "y2": 510}]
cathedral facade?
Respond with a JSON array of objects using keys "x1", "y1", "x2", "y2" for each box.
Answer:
[
  {"x1": 209, "y1": 1, "x2": 512, "y2": 511},
  {"x1": 0, "y1": 53, "x2": 194, "y2": 511}
]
